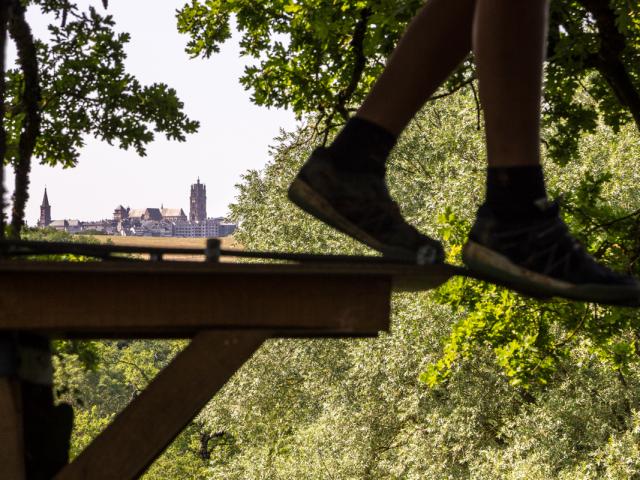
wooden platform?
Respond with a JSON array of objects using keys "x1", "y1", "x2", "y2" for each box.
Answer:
[
  {"x1": 0, "y1": 259, "x2": 459, "y2": 479},
  {"x1": 0, "y1": 260, "x2": 457, "y2": 337}
]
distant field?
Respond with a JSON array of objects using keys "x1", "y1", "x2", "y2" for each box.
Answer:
[{"x1": 91, "y1": 235, "x2": 241, "y2": 262}]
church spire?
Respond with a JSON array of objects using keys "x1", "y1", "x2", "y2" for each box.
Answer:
[
  {"x1": 42, "y1": 187, "x2": 50, "y2": 207},
  {"x1": 38, "y1": 187, "x2": 51, "y2": 227}
]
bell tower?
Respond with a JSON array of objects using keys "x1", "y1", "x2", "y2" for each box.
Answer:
[
  {"x1": 38, "y1": 187, "x2": 51, "y2": 227},
  {"x1": 189, "y1": 178, "x2": 207, "y2": 223}
]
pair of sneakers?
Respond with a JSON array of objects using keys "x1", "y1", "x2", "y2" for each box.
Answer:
[{"x1": 288, "y1": 147, "x2": 640, "y2": 306}]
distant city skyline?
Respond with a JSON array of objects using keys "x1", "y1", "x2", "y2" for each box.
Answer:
[
  {"x1": 2, "y1": 0, "x2": 298, "y2": 226},
  {"x1": 36, "y1": 177, "x2": 238, "y2": 238},
  {"x1": 37, "y1": 177, "x2": 221, "y2": 222}
]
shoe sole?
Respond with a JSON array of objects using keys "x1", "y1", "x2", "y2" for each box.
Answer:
[
  {"x1": 288, "y1": 177, "x2": 423, "y2": 263},
  {"x1": 463, "y1": 241, "x2": 640, "y2": 306}
]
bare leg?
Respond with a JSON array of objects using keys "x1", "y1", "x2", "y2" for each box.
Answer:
[
  {"x1": 357, "y1": 0, "x2": 476, "y2": 136},
  {"x1": 474, "y1": 0, "x2": 549, "y2": 167}
]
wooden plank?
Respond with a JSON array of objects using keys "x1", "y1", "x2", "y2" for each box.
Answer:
[
  {"x1": 0, "y1": 258, "x2": 457, "y2": 286},
  {"x1": 0, "y1": 261, "x2": 395, "y2": 337},
  {"x1": 0, "y1": 378, "x2": 25, "y2": 480},
  {"x1": 55, "y1": 330, "x2": 269, "y2": 480}
]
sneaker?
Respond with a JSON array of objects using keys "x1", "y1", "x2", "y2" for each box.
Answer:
[
  {"x1": 288, "y1": 147, "x2": 444, "y2": 264},
  {"x1": 462, "y1": 200, "x2": 640, "y2": 306}
]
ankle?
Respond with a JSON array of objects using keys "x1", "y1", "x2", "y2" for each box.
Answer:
[
  {"x1": 484, "y1": 165, "x2": 547, "y2": 220},
  {"x1": 328, "y1": 117, "x2": 396, "y2": 176}
]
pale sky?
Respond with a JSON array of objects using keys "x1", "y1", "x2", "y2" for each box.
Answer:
[{"x1": 4, "y1": 1, "x2": 298, "y2": 225}]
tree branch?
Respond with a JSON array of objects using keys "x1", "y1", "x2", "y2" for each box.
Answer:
[
  {"x1": 577, "y1": 0, "x2": 640, "y2": 130},
  {"x1": 470, "y1": 80, "x2": 481, "y2": 130},
  {"x1": 334, "y1": 7, "x2": 371, "y2": 121},
  {"x1": 116, "y1": 359, "x2": 152, "y2": 384},
  {"x1": 8, "y1": 0, "x2": 41, "y2": 238},
  {"x1": 428, "y1": 75, "x2": 475, "y2": 102}
]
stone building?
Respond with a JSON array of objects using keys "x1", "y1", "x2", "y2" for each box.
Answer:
[
  {"x1": 49, "y1": 219, "x2": 83, "y2": 234},
  {"x1": 113, "y1": 205, "x2": 129, "y2": 222},
  {"x1": 160, "y1": 208, "x2": 187, "y2": 222},
  {"x1": 173, "y1": 217, "x2": 235, "y2": 238},
  {"x1": 128, "y1": 208, "x2": 162, "y2": 222}
]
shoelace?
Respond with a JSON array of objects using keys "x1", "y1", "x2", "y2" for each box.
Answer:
[
  {"x1": 492, "y1": 217, "x2": 586, "y2": 277},
  {"x1": 529, "y1": 221, "x2": 582, "y2": 276}
]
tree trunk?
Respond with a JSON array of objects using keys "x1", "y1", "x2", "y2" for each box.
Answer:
[{"x1": 8, "y1": 0, "x2": 40, "y2": 239}]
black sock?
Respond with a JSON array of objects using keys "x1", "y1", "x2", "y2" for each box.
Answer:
[
  {"x1": 328, "y1": 117, "x2": 397, "y2": 176},
  {"x1": 485, "y1": 165, "x2": 548, "y2": 220}
]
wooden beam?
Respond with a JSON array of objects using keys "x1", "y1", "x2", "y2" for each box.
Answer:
[
  {"x1": 0, "y1": 261, "x2": 407, "y2": 337},
  {"x1": 55, "y1": 330, "x2": 269, "y2": 480},
  {"x1": 0, "y1": 378, "x2": 25, "y2": 480},
  {"x1": 0, "y1": 259, "x2": 457, "y2": 477}
]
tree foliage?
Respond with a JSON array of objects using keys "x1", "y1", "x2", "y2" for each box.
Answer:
[
  {"x1": 27, "y1": 2, "x2": 199, "y2": 167},
  {"x1": 32, "y1": 1, "x2": 640, "y2": 475},
  {"x1": 58, "y1": 90, "x2": 640, "y2": 479},
  {"x1": 177, "y1": 0, "x2": 424, "y2": 138},
  {"x1": 1, "y1": 0, "x2": 199, "y2": 237},
  {"x1": 55, "y1": 338, "x2": 216, "y2": 479},
  {"x1": 177, "y1": 0, "x2": 640, "y2": 159},
  {"x1": 193, "y1": 90, "x2": 640, "y2": 477}
]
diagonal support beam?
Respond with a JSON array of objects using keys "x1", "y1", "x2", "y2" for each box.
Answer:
[{"x1": 55, "y1": 330, "x2": 270, "y2": 480}]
